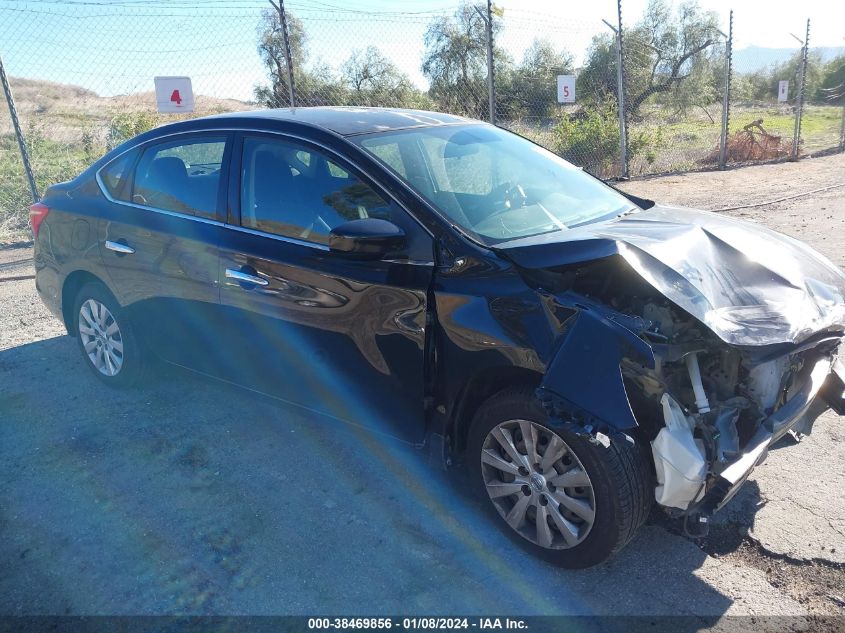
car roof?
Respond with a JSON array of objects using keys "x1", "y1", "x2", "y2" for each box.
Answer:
[{"x1": 206, "y1": 106, "x2": 477, "y2": 137}]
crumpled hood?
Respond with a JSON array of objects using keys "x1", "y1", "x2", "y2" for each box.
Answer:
[{"x1": 501, "y1": 205, "x2": 845, "y2": 346}]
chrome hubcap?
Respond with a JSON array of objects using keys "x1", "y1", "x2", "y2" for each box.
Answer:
[
  {"x1": 78, "y1": 299, "x2": 124, "y2": 377},
  {"x1": 481, "y1": 419, "x2": 596, "y2": 550}
]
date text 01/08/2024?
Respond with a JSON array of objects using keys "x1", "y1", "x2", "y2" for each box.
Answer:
[{"x1": 307, "y1": 618, "x2": 528, "y2": 630}]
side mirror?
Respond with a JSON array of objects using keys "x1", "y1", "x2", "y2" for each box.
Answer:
[{"x1": 328, "y1": 218, "x2": 406, "y2": 259}]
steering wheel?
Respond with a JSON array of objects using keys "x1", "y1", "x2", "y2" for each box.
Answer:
[{"x1": 485, "y1": 182, "x2": 529, "y2": 221}]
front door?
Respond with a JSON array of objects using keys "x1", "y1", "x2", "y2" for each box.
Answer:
[{"x1": 216, "y1": 133, "x2": 434, "y2": 443}]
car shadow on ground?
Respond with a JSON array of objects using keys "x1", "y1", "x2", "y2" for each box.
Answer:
[{"x1": 1, "y1": 335, "x2": 745, "y2": 622}]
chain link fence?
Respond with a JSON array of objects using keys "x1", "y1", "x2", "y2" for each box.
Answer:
[
  {"x1": 0, "y1": 103, "x2": 30, "y2": 240},
  {"x1": 724, "y1": 35, "x2": 801, "y2": 166},
  {"x1": 1, "y1": 0, "x2": 844, "y2": 243},
  {"x1": 494, "y1": 10, "x2": 622, "y2": 178},
  {"x1": 623, "y1": 37, "x2": 730, "y2": 176}
]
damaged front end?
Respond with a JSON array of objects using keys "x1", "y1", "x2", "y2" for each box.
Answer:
[
  {"x1": 502, "y1": 207, "x2": 845, "y2": 529},
  {"x1": 621, "y1": 301, "x2": 843, "y2": 528},
  {"x1": 534, "y1": 281, "x2": 845, "y2": 532}
]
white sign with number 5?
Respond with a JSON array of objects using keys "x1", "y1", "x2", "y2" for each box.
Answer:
[
  {"x1": 557, "y1": 75, "x2": 576, "y2": 104},
  {"x1": 777, "y1": 80, "x2": 789, "y2": 103},
  {"x1": 154, "y1": 76, "x2": 195, "y2": 113}
]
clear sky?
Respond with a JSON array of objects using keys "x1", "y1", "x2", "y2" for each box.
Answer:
[{"x1": 0, "y1": 0, "x2": 842, "y2": 102}]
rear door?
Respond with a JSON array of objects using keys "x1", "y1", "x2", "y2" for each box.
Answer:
[
  {"x1": 216, "y1": 133, "x2": 435, "y2": 443},
  {"x1": 97, "y1": 132, "x2": 231, "y2": 370}
]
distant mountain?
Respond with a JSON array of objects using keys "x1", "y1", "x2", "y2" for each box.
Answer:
[{"x1": 733, "y1": 46, "x2": 845, "y2": 73}]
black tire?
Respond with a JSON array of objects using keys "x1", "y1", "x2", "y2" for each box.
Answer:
[
  {"x1": 466, "y1": 385, "x2": 653, "y2": 568},
  {"x1": 73, "y1": 282, "x2": 145, "y2": 388}
]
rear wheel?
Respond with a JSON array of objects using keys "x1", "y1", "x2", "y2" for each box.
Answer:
[
  {"x1": 467, "y1": 386, "x2": 652, "y2": 568},
  {"x1": 73, "y1": 282, "x2": 144, "y2": 387}
]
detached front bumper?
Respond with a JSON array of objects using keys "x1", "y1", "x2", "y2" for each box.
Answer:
[{"x1": 693, "y1": 356, "x2": 845, "y2": 517}]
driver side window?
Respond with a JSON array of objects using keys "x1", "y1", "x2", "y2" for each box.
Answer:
[{"x1": 240, "y1": 136, "x2": 393, "y2": 246}]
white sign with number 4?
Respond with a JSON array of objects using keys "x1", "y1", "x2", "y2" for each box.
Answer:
[
  {"x1": 154, "y1": 76, "x2": 194, "y2": 113},
  {"x1": 557, "y1": 75, "x2": 576, "y2": 104}
]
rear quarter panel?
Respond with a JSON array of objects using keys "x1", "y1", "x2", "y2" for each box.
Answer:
[{"x1": 34, "y1": 179, "x2": 110, "y2": 327}]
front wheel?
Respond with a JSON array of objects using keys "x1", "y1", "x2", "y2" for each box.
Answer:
[
  {"x1": 466, "y1": 386, "x2": 653, "y2": 568},
  {"x1": 73, "y1": 282, "x2": 145, "y2": 387}
]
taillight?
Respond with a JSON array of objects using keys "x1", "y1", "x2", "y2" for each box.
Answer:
[{"x1": 29, "y1": 202, "x2": 50, "y2": 237}]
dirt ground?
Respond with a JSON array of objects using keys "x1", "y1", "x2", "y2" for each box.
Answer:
[
  {"x1": 1, "y1": 154, "x2": 844, "y2": 623},
  {"x1": 618, "y1": 154, "x2": 845, "y2": 270}
]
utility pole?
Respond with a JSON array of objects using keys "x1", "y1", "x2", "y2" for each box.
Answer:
[
  {"x1": 269, "y1": 0, "x2": 296, "y2": 108},
  {"x1": 718, "y1": 10, "x2": 733, "y2": 170},
  {"x1": 0, "y1": 55, "x2": 38, "y2": 202}
]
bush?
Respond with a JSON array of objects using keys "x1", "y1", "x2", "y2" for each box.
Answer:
[
  {"x1": 107, "y1": 111, "x2": 161, "y2": 149},
  {"x1": 553, "y1": 104, "x2": 662, "y2": 178}
]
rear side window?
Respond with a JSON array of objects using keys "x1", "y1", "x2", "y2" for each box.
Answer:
[
  {"x1": 99, "y1": 149, "x2": 138, "y2": 201},
  {"x1": 239, "y1": 136, "x2": 393, "y2": 245},
  {"x1": 131, "y1": 137, "x2": 226, "y2": 219}
]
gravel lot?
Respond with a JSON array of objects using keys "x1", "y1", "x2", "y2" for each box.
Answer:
[{"x1": 1, "y1": 155, "x2": 844, "y2": 623}]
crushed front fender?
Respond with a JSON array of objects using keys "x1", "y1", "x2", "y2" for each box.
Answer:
[{"x1": 537, "y1": 295, "x2": 655, "y2": 434}]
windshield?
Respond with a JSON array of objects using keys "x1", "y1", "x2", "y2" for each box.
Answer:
[{"x1": 353, "y1": 123, "x2": 635, "y2": 245}]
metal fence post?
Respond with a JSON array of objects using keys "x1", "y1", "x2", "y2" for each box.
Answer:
[
  {"x1": 472, "y1": 2, "x2": 495, "y2": 124},
  {"x1": 485, "y1": 0, "x2": 495, "y2": 125},
  {"x1": 616, "y1": 0, "x2": 629, "y2": 179},
  {"x1": 840, "y1": 105, "x2": 845, "y2": 152},
  {"x1": 269, "y1": 0, "x2": 295, "y2": 108},
  {"x1": 601, "y1": 18, "x2": 628, "y2": 179},
  {"x1": 718, "y1": 10, "x2": 733, "y2": 170},
  {"x1": 0, "y1": 55, "x2": 38, "y2": 203},
  {"x1": 791, "y1": 19, "x2": 810, "y2": 160}
]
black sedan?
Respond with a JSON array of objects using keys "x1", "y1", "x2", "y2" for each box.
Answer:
[{"x1": 32, "y1": 107, "x2": 845, "y2": 568}]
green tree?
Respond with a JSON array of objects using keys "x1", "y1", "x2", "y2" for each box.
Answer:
[
  {"x1": 499, "y1": 39, "x2": 574, "y2": 119},
  {"x1": 624, "y1": 0, "x2": 721, "y2": 117},
  {"x1": 655, "y1": 46, "x2": 723, "y2": 120},
  {"x1": 817, "y1": 54, "x2": 845, "y2": 105},
  {"x1": 575, "y1": 1, "x2": 721, "y2": 117},
  {"x1": 770, "y1": 51, "x2": 825, "y2": 104},
  {"x1": 731, "y1": 70, "x2": 772, "y2": 103},
  {"x1": 421, "y1": 3, "x2": 510, "y2": 119},
  {"x1": 733, "y1": 51, "x2": 830, "y2": 105},
  {"x1": 253, "y1": 8, "x2": 343, "y2": 107},
  {"x1": 341, "y1": 46, "x2": 429, "y2": 108},
  {"x1": 576, "y1": 33, "x2": 618, "y2": 105}
]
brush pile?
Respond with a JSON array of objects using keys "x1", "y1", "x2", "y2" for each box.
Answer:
[{"x1": 704, "y1": 119, "x2": 795, "y2": 163}]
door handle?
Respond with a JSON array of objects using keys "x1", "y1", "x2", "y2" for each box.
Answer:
[
  {"x1": 104, "y1": 240, "x2": 135, "y2": 255},
  {"x1": 225, "y1": 267, "x2": 269, "y2": 287}
]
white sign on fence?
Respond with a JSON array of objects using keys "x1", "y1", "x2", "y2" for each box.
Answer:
[
  {"x1": 154, "y1": 76, "x2": 194, "y2": 113},
  {"x1": 777, "y1": 80, "x2": 789, "y2": 102},
  {"x1": 556, "y1": 75, "x2": 576, "y2": 104}
]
